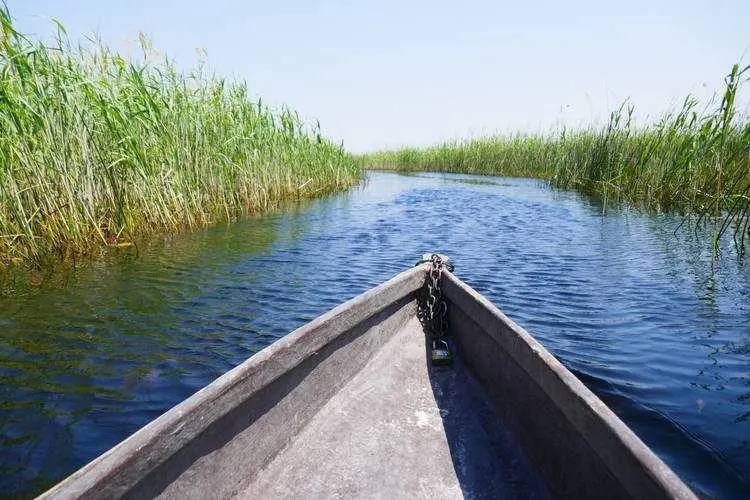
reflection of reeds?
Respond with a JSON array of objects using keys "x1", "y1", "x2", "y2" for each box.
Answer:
[
  {"x1": 365, "y1": 65, "x2": 750, "y2": 250},
  {"x1": 0, "y1": 6, "x2": 361, "y2": 266}
]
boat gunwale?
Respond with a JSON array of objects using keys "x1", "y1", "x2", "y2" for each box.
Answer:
[
  {"x1": 442, "y1": 270, "x2": 697, "y2": 499},
  {"x1": 38, "y1": 265, "x2": 427, "y2": 499}
]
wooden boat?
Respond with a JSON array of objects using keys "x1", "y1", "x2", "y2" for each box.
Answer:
[{"x1": 39, "y1": 256, "x2": 696, "y2": 499}]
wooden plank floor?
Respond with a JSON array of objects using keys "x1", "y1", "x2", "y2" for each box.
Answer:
[{"x1": 237, "y1": 316, "x2": 548, "y2": 499}]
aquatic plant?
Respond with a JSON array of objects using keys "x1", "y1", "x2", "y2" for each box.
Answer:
[
  {"x1": 364, "y1": 65, "x2": 750, "y2": 250},
  {"x1": 0, "y1": 5, "x2": 361, "y2": 266}
]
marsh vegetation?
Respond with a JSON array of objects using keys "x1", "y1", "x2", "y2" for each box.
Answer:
[
  {"x1": 365, "y1": 65, "x2": 750, "y2": 250},
  {"x1": 0, "y1": 6, "x2": 360, "y2": 266}
]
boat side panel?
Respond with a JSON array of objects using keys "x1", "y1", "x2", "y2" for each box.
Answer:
[
  {"x1": 443, "y1": 272, "x2": 696, "y2": 500},
  {"x1": 448, "y1": 304, "x2": 623, "y2": 499},
  {"x1": 38, "y1": 266, "x2": 426, "y2": 500},
  {"x1": 134, "y1": 295, "x2": 418, "y2": 499}
]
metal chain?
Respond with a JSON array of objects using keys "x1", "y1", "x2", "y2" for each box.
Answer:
[
  {"x1": 425, "y1": 254, "x2": 448, "y2": 343},
  {"x1": 416, "y1": 254, "x2": 453, "y2": 365}
]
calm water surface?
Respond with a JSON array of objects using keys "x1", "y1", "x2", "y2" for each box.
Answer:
[{"x1": 1, "y1": 172, "x2": 749, "y2": 498}]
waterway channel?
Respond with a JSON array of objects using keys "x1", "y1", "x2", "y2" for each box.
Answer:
[{"x1": 1, "y1": 171, "x2": 748, "y2": 497}]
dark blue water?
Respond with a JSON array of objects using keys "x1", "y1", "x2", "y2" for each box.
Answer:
[{"x1": 1, "y1": 172, "x2": 748, "y2": 498}]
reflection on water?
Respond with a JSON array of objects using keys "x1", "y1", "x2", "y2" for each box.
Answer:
[{"x1": 1, "y1": 172, "x2": 749, "y2": 498}]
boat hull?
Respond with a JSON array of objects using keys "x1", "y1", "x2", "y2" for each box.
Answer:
[{"x1": 38, "y1": 265, "x2": 696, "y2": 499}]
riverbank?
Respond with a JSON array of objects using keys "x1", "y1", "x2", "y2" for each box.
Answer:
[
  {"x1": 364, "y1": 65, "x2": 750, "y2": 247},
  {"x1": 0, "y1": 7, "x2": 361, "y2": 267}
]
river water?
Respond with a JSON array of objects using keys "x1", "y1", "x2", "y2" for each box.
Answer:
[{"x1": 1, "y1": 172, "x2": 748, "y2": 498}]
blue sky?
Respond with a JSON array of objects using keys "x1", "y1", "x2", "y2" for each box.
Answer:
[{"x1": 8, "y1": 1, "x2": 750, "y2": 152}]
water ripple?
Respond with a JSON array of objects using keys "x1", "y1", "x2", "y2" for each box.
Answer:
[{"x1": 0, "y1": 172, "x2": 749, "y2": 498}]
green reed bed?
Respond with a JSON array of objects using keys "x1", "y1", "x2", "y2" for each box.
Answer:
[
  {"x1": 0, "y1": 7, "x2": 361, "y2": 266},
  {"x1": 366, "y1": 65, "x2": 750, "y2": 248},
  {"x1": 364, "y1": 135, "x2": 559, "y2": 180}
]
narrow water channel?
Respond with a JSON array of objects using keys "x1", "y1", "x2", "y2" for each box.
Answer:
[{"x1": 1, "y1": 172, "x2": 748, "y2": 498}]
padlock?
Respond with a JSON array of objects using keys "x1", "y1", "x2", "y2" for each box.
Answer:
[{"x1": 431, "y1": 339, "x2": 452, "y2": 366}]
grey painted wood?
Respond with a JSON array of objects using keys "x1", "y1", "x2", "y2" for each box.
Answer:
[
  {"x1": 442, "y1": 270, "x2": 697, "y2": 499},
  {"x1": 38, "y1": 262, "x2": 696, "y2": 499},
  {"x1": 39, "y1": 266, "x2": 425, "y2": 499},
  {"x1": 238, "y1": 316, "x2": 548, "y2": 499}
]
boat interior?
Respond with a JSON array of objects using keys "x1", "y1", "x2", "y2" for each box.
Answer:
[
  {"x1": 237, "y1": 314, "x2": 549, "y2": 499},
  {"x1": 40, "y1": 266, "x2": 693, "y2": 500}
]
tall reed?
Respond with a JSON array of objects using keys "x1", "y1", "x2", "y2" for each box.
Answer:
[
  {"x1": 0, "y1": 5, "x2": 361, "y2": 266},
  {"x1": 364, "y1": 65, "x2": 750, "y2": 249}
]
